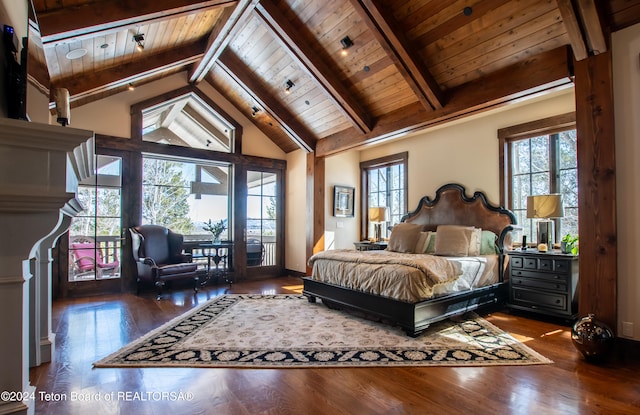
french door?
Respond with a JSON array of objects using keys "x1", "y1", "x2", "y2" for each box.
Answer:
[
  {"x1": 60, "y1": 154, "x2": 123, "y2": 297},
  {"x1": 242, "y1": 168, "x2": 284, "y2": 278}
]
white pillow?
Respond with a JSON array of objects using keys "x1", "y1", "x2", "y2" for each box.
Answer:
[
  {"x1": 414, "y1": 231, "x2": 433, "y2": 253},
  {"x1": 468, "y1": 228, "x2": 482, "y2": 256}
]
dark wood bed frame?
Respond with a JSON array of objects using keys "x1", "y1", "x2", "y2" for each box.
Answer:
[{"x1": 303, "y1": 183, "x2": 518, "y2": 337}]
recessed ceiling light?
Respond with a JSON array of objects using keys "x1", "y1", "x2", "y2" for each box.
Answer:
[{"x1": 65, "y1": 48, "x2": 87, "y2": 60}]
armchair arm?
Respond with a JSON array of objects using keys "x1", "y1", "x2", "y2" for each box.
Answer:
[{"x1": 142, "y1": 257, "x2": 158, "y2": 267}]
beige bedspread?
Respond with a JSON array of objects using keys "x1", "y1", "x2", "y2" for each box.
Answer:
[{"x1": 308, "y1": 250, "x2": 464, "y2": 302}]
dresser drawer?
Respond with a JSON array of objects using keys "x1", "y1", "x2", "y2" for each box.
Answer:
[
  {"x1": 521, "y1": 257, "x2": 561, "y2": 272},
  {"x1": 511, "y1": 287, "x2": 567, "y2": 311},
  {"x1": 554, "y1": 260, "x2": 570, "y2": 272},
  {"x1": 511, "y1": 256, "x2": 523, "y2": 268},
  {"x1": 510, "y1": 268, "x2": 569, "y2": 283},
  {"x1": 511, "y1": 276, "x2": 567, "y2": 293}
]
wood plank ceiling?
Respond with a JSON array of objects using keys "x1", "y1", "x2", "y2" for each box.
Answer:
[{"x1": 28, "y1": 0, "x2": 640, "y2": 156}]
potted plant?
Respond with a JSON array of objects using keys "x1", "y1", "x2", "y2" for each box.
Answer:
[
  {"x1": 561, "y1": 233, "x2": 579, "y2": 254},
  {"x1": 203, "y1": 219, "x2": 226, "y2": 243}
]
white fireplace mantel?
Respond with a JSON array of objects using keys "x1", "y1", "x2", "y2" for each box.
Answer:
[{"x1": 0, "y1": 117, "x2": 94, "y2": 415}]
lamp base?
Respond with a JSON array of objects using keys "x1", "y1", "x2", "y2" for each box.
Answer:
[
  {"x1": 536, "y1": 220, "x2": 554, "y2": 247},
  {"x1": 374, "y1": 223, "x2": 382, "y2": 242}
]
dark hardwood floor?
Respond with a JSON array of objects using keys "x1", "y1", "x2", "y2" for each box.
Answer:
[{"x1": 30, "y1": 276, "x2": 640, "y2": 415}]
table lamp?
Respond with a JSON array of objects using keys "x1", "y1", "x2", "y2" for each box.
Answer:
[
  {"x1": 527, "y1": 194, "x2": 564, "y2": 249},
  {"x1": 369, "y1": 206, "x2": 387, "y2": 242}
]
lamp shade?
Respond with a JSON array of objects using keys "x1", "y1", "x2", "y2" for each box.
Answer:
[
  {"x1": 526, "y1": 194, "x2": 564, "y2": 219},
  {"x1": 369, "y1": 207, "x2": 386, "y2": 222}
]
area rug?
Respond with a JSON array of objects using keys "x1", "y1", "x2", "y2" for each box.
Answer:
[{"x1": 94, "y1": 294, "x2": 552, "y2": 368}]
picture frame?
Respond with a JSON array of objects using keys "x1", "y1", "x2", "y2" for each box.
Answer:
[{"x1": 333, "y1": 185, "x2": 355, "y2": 217}]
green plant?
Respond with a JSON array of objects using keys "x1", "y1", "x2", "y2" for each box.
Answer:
[
  {"x1": 561, "y1": 233, "x2": 579, "y2": 254},
  {"x1": 203, "y1": 219, "x2": 226, "y2": 240}
]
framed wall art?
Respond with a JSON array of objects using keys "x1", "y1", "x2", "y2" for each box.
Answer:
[{"x1": 333, "y1": 185, "x2": 355, "y2": 217}]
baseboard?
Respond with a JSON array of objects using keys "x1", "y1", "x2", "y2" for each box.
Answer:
[{"x1": 285, "y1": 269, "x2": 306, "y2": 279}]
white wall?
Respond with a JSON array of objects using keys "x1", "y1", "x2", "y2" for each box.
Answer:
[
  {"x1": 27, "y1": 83, "x2": 51, "y2": 123},
  {"x1": 613, "y1": 24, "x2": 640, "y2": 341},
  {"x1": 325, "y1": 150, "x2": 361, "y2": 250},
  {"x1": 285, "y1": 150, "x2": 307, "y2": 272}
]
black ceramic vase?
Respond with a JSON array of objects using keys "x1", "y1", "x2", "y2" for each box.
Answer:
[{"x1": 571, "y1": 314, "x2": 614, "y2": 361}]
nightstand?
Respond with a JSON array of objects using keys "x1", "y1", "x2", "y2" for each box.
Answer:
[
  {"x1": 354, "y1": 241, "x2": 388, "y2": 251},
  {"x1": 507, "y1": 249, "x2": 579, "y2": 319}
]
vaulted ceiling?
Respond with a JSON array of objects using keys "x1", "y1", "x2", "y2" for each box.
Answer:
[{"x1": 28, "y1": 0, "x2": 640, "y2": 157}]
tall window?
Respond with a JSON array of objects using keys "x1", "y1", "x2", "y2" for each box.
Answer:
[
  {"x1": 499, "y1": 113, "x2": 578, "y2": 245},
  {"x1": 360, "y1": 152, "x2": 408, "y2": 240},
  {"x1": 141, "y1": 156, "x2": 231, "y2": 241},
  {"x1": 68, "y1": 155, "x2": 122, "y2": 282}
]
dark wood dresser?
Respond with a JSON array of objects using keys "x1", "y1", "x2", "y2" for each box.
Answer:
[{"x1": 507, "y1": 249, "x2": 579, "y2": 319}]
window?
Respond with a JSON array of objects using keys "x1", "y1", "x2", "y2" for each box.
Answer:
[
  {"x1": 360, "y1": 152, "x2": 408, "y2": 240},
  {"x1": 141, "y1": 156, "x2": 231, "y2": 241},
  {"x1": 499, "y1": 113, "x2": 578, "y2": 245},
  {"x1": 68, "y1": 155, "x2": 122, "y2": 282},
  {"x1": 142, "y1": 92, "x2": 235, "y2": 153}
]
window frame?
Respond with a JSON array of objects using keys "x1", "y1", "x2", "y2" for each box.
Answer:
[
  {"x1": 498, "y1": 112, "x2": 577, "y2": 244},
  {"x1": 359, "y1": 152, "x2": 408, "y2": 241}
]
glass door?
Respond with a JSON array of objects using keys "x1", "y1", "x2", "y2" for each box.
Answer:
[
  {"x1": 245, "y1": 169, "x2": 282, "y2": 277},
  {"x1": 63, "y1": 155, "x2": 123, "y2": 295}
]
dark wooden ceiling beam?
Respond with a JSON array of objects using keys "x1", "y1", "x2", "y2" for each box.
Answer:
[
  {"x1": 36, "y1": 0, "x2": 237, "y2": 44},
  {"x1": 189, "y1": 0, "x2": 254, "y2": 83},
  {"x1": 218, "y1": 49, "x2": 316, "y2": 152},
  {"x1": 350, "y1": 0, "x2": 444, "y2": 110},
  {"x1": 557, "y1": 0, "x2": 588, "y2": 60},
  {"x1": 253, "y1": 0, "x2": 373, "y2": 134},
  {"x1": 51, "y1": 41, "x2": 204, "y2": 103},
  {"x1": 316, "y1": 47, "x2": 573, "y2": 156}
]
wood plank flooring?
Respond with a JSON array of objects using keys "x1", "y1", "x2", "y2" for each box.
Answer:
[{"x1": 30, "y1": 276, "x2": 640, "y2": 414}]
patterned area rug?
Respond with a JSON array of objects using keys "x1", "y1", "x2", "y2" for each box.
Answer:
[{"x1": 94, "y1": 294, "x2": 552, "y2": 368}]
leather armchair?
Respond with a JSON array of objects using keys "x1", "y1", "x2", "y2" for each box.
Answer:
[{"x1": 130, "y1": 225, "x2": 199, "y2": 298}]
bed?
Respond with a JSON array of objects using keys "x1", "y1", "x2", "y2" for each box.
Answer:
[{"x1": 303, "y1": 183, "x2": 517, "y2": 337}]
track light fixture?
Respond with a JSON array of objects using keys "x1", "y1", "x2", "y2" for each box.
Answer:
[
  {"x1": 340, "y1": 36, "x2": 353, "y2": 56},
  {"x1": 284, "y1": 79, "x2": 295, "y2": 94},
  {"x1": 251, "y1": 106, "x2": 260, "y2": 117},
  {"x1": 133, "y1": 33, "x2": 145, "y2": 51}
]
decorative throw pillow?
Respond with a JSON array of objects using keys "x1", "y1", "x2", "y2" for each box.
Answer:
[
  {"x1": 388, "y1": 223, "x2": 423, "y2": 253},
  {"x1": 468, "y1": 228, "x2": 482, "y2": 256},
  {"x1": 425, "y1": 232, "x2": 437, "y2": 254},
  {"x1": 480, "y1": 230, "x2": 500, "y2": 255},
  {"x1": 434, "y1": 225, "x2": 474, "y2": 256},
  {"x1": 414, "y1": 231, "x2": 433, "y2": 253}
]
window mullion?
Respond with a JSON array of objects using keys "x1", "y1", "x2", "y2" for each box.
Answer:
[{"x1": 549, "y1": 133, "x2": 560, "y2": 193}]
